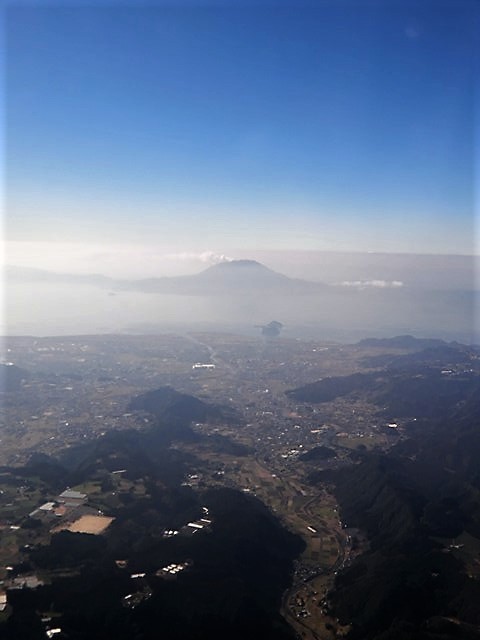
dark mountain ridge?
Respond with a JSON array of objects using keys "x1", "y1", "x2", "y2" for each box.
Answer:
[
  {"x1": 287, "y1": 341, "x2": 480, "y2": 420},
  {"x1": 303, "y1": 351, "x2": 480, "y2": 640},
  {"x1": 325, "y1": 405, "x2": 480, "y2": 639}
]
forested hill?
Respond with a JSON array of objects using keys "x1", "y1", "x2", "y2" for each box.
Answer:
[
  {"x1": 317, "y1": 380, "x2": 480, "y2": 640},
  {"x1": 128, "y1": 386, "x2": 242, "y2": 426},
  {"x1": 287, "y1": 341, "x2": 480, "y2": 421}
]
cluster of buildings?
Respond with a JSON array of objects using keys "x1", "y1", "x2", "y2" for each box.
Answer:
[
  {"x1": 156, "y1": 561, "x2": 192, "y2": 578},
  {"x1": 29, "y1": 489, "x2": 87, "y2": 520}
]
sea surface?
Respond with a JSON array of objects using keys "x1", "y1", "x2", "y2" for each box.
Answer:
[{"x1": 3, "y1": 281, "x2": 479, "y2": 343}]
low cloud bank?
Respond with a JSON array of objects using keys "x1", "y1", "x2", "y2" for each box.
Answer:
[
  {"x1": 5, "y1": 242, "x2": 234, "y2": 278},
  {"x1": 336, "y1": 280, "x2": 404, "y2": 289}
]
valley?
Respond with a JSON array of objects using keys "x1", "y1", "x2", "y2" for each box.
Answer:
[{"x1": 0, "y1": 332, "x2": 479, "y2": 639}]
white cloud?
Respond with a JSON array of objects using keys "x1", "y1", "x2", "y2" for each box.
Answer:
[
  {"x1": 164, "y1": 251, "x2": 234, "y2": 265},
  {"x1": 336, "y1": 280, "x2": 404, "y2": 289}
]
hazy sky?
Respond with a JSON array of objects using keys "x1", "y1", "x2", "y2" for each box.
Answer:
[{"x1": 4, "y1": 0, "x2": 479, "y2": 272}]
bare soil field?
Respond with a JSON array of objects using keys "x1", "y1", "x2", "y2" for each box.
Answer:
[{"x1": 61, "y1": 515, "x2": 115, "y2": 535}]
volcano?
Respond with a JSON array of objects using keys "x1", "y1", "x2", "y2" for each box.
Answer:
[{"x1": 126, "y1": 259, "x2": 325, "y2": 294}]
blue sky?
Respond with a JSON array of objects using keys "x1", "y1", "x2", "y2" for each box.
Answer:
[{"x1": 4, "y1": 0, "x2": 479, "y2": 266}]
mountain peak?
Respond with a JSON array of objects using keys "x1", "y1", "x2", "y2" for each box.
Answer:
[
  {"x1": 206, "y1": 259, "x2": 266, "y2": 270},
  {"x1": 199, "y1": 260, "x2": 275, "y2": 279}
]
